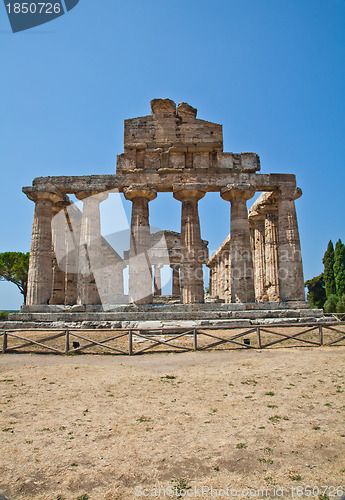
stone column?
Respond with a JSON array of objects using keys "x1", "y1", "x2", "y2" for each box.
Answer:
[
  {"x1": 171, "y1": 265, "x2": 181, "y2": 296},
  {"x1": 264, "y1": 209, "x2": 280, "y2": 302},
  {"x1": 249, "y1": 213, "x2": 266, "y2": 302},
  {"x1": 124, "y1": 187, "x2": 157, "y2": 305},
  {"x1": 26, "y1": 191, "x2": 60, "y2": 306},
  {"x1": 64, "y1": 204, "x2": 81, "y2": 305},
  {"x1": 221, "y1": 184, "x2": 255, "y2": 303},
  {"x1": 76, "y1": 191, "x2": 108, "y2": 306},
  {"x1": 173, "y1": 189, "x2": 206, "y2": 304},
  {"x1": 224, "y1": 250, "x2": 231, "y2": 303},
  {"x1": 154, "y1": 264, "x2": 163, "y2": 296},
  {"x1": 50, "y1": 203, "x2": 68, "y2": 305},
  {"x1": 277, "y1": 186, "x2": 305, "y2": 301},
  {"x1": 209, "y1": 266, "x2": 214, "y2": 296}
]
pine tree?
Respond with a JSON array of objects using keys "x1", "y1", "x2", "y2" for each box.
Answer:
[
  {"x1": 305, "y1": 274, "x2": 326, "y2": 309},
  {"x1": 334, "y1": 239, "x2": 345, "y2": 297},
  {"x1": 322, "y1": 240, "x2": 336, "y2": 298}
]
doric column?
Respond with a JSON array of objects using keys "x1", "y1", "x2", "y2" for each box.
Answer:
[
  {"x1": 264, "y1": 209, "x2": 280, "y2": 301},
  {"x1": 277, "y1": 186, "x2": 305, "y2": 301},
  {"x1": 209, "y1": 266, "x2": 214, "y2": 296},
  {"x1": 249, "y1": 213, "x2": 266, "y2": 302},
  {"x1": 224, "y1": 250, "x2": 231, "y2": 303},
  {"x1": 50, "y1": 203, "x2": 68, "y2": 305},
  {"x1": 124, "y1": 187, "x2": 157, "y2": 305},
  {"x1": 173, "y1": 189, "x2": 206, "y2": 304},
  {"x1": 221, "y1": 184, "x2": 255, "y2": 303},
  {"x1": 64, "y1": 203, "x2": 81, "y2": 305},
  {"x1": 171, "y1": 265, "x2": 181, "y2": 296},
  {"x1": 26, "y1": 190, "x2": 61, "y2": 306},
  {"x1": 154, "y1": 264, "x2": 163, "y2": 296},
  {"x1": 76, "y1": 191, "x2": 108, "y2": 306}
]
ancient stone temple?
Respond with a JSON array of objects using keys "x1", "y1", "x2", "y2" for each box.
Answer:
[{"x1": 7, "y1": 98, "x2": 324, "y2": 329}]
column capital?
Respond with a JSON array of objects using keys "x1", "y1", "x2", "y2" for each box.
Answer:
[
  {"x1": 279, "y1": 186, "x2": 302, "y2": 201},
  {"x1": 123, "y1": 186, "x2": 157, "y2": 202},
  {"x1": 23, "y1": 187, "x2": 62, "y2": 205},
  {"x1": 248, "y1": 209, "x2": 265, "y2": 222},
  {"x1": 75, "y1": 190, "x2": 109, "y2": 202},
  {"x1": 220, "y1": 184, "x2": 255, "y2": 202},
  {"x1": 173, "y1": 188, "x2": 206, "y2": 202}
]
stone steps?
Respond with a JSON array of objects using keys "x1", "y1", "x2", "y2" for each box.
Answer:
[
  {"x1": 8, "y1": 307, "x2": 323, "y2": 323},
  {"x1": 0, "y1": 302, "x2": 327, "y2": 331}
]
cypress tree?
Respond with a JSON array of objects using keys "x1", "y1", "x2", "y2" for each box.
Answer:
[
  {"x1": 334, "y1": 239, "x2": 345, "y2": 297},
  {"x1": 322, "y1": 240, "x2": 336, "y2": 298}
]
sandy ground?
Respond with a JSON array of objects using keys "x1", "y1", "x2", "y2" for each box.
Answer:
[{"x1": 0, "y1": 347, "x2": 344, "y2": 500}]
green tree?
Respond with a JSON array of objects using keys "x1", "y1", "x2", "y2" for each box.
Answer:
[
  {"x1": 322, "y1": 240, "x2": 336, "y2": 298},
  {"x1": 334, "y1": 239, "x2": 345, "y2": 297},
  {"x1": 336, "y1": 294, "x2": 345, "y2": 313},
  {"x1": 0, "y1": 252, "x2": 29, "y2": 303},
  {"x1": 305, "y1": 274, "x2": 326, "y2": 309},
  {"x1": 323, "y1": 294, "x2": 339, "y2": 314}
]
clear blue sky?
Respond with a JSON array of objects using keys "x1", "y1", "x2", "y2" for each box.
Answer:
[{"x1": 1, "y1": 0, "x2": 344, "y2": 308}]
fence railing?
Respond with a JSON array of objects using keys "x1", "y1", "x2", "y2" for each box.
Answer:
[{"x1": 1, "y1": 322, "x2": 345, "y2": 356}]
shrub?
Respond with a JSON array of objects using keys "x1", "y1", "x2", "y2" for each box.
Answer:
[
  {"x1": 323, "y1": 294, "x2": 339, "y2": 313},
  {"x1": 336, "y1": 294, "x2": 345, "y2": 313}
]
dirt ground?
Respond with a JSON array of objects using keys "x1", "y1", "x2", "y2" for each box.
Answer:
[{"x1": 0, "y1": 346, "x2": 344, "y2": 500}]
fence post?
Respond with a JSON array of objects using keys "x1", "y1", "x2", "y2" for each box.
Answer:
[
  {"x1": 129, "y1": 330, "x2": 133, "y2": 356},
  {"x1": 2, "y1": 332, "x2": 7, "y2": 354},
  {"x1": 256, "y1": 326, "x2": 262, "y2": 349},
  {"x1": 193, "y1": 328, "x2": 198, "y2": 351},
  {"x1": 319, "y1": 324, "x2": 323, "y2": 346},
  {"x1": 65, "y1": 330, "x2": 70, "y2": 354}
]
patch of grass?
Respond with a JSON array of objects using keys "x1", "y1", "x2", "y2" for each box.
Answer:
[
  {"x1": 236, "y1": 443, "x2": 247, "y2": 449},
  {"x1": 259, "y1": 458, "x2": 274, "y2": 464},
  {"x1": 161, "y1": 375, "x2": 176, "y2": 380},
  {"x1": 70, "y1": 463, "x2": 78, "y2": 467},
  {"x1": 318, "y1": 495, "x2": 330, "y2": 500},
  {"x1": 75, "y1": 495, "x2": 89, "y2": 500},
  {"x1": 264, "y1": 447, "x2": 272, "y2": 454},
  {"x1": 41, "y1": 428, "x2": 50, "y2": 432},
  {"x1": 265, "y1": 392, "x2": 275, "y2": 396},
  {"x1": 289, "y1": 474, "x2": 302, "y2": 481},
  {"x1": 171, "y1": 478, "x2": 191, "y2": 498},
  {"x1": 312, "y1": 425, "x2": 321, "y2": 430},
  {"x1": 269, "y1": 415, "x2": 282, "y2": 423},
  {"x1": 241, "y1": 379, "x2": 258, "y2": 386},
  {"x1": 0, "y1": 311, "x2": 9, "y2": 320},
  {"x1": 0, "y1": 379, "x2": 14, "y2": 383},
  {"x1": 83, "y1": 409, "x2": 89, "y2": 415},
  {"x1": 267, "y1": 404, "x2": 278, "y2": 408},
  {"x1": 59, "y1": 426, "x2": 66, "y2": 431},
  {"x1": 324, "y1": 403, "x2": 331, "y2": 407},
  {"x1": 2, "y1": 427, "x2": 14, "y2": 432},
  {"x1": 258, "y1": 426, "x2": 265, "y2": 429},
  {"x1": 213, "y1": 466, "x2": 220, "y2": 471},
  {"x1": 210, "y1": 409, "x2": 218, "y2": 414},
  {"x1": 136, "y1": 416, "x2": 151, "y2": 423}
]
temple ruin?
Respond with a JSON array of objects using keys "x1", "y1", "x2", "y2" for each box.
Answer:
[{"x1": 7, "y1": 98, "x2": 324, "y2": 328}]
